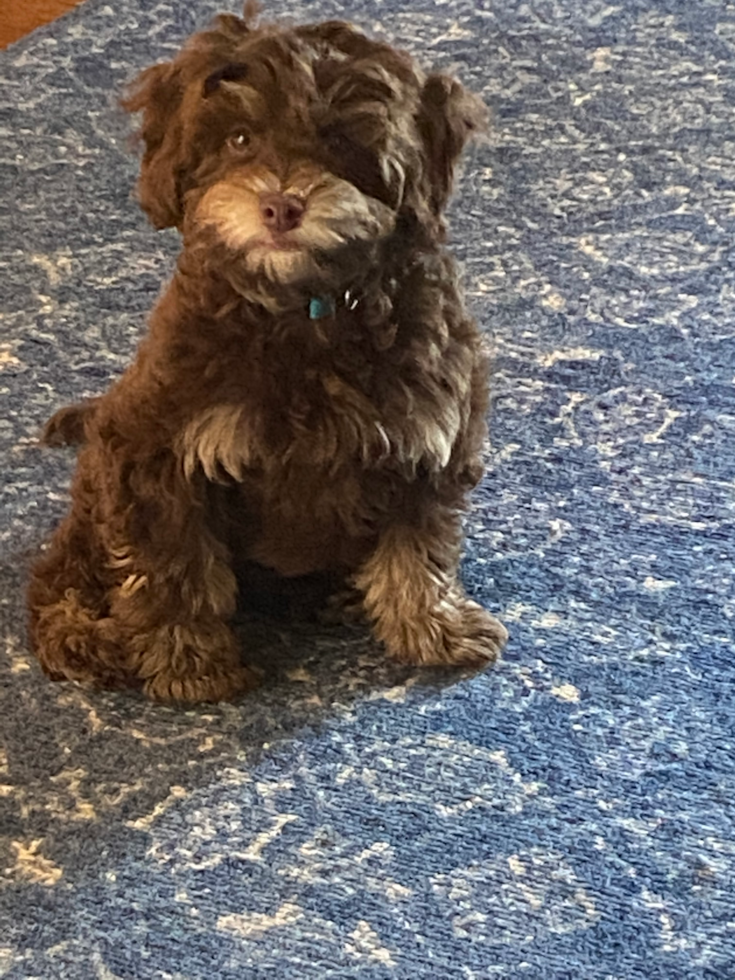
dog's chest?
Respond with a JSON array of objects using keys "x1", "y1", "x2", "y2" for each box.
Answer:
[{"x1": 180, "y1": 367, "x2": 462, "y2": 484}]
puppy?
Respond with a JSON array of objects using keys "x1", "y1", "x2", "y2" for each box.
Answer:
[{"x1": 28, "y1": 8, "x2": 508, "y2": 702}]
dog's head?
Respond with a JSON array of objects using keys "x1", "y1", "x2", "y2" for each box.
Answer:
[{"x1": 123, "y1": 9, "x2": 486, "y2": 305}]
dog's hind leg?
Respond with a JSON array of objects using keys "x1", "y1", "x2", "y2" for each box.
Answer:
[
  {"x1": 29, "y1": 439, "x2": 258, "y2": 703},
  {"x1": 28, "y1": 513, "x2": 133, "y2": 690}
]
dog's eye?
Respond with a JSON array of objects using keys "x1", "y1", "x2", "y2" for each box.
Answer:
[
  {"x1": 227, "y1": 131, "x2": 252, "y2": 153},
  {"x1": 319, "y1": 126, "x2": 357, "y2": 156},
  {"x1": 326, "y1": 133, "x2": 352, "y2": 154}
]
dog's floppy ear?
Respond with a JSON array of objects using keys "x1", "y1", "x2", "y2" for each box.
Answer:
[
  {"x1": 417, "y1": 75, "x2": 488, "y2": 215},
  {"x1": 122, "y1": 62, "x2": 187, "y2": 229}
]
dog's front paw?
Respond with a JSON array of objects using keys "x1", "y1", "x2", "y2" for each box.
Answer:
[
  {"x1": 388, "y1": 593, "x2": 508, "y2": 668},
  {"x1": 143, "y1": 664, "x2": 260, "y2": 703},
  {"x1": 133, "y1": 621, "x2": 260, "y2": 703},
  {"x1": 436, "y1": 597, "x2": 508, "y2": 667}
]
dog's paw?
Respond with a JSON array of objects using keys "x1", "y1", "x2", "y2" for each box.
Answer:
[
  {"x1": 436, "y1": 598, "x2": 508, "y2": 667},
  {"x1": 388, "y1": 594, "x2": 508, "y2": 668},
  {"x1": 143, "y1": 665, "x2": 261, "y2": 703},
  {"x1": 132, "y1": 621, "x2": 261, "y2": 702}
]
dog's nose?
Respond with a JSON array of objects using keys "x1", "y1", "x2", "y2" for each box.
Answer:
[{"x1": 259, "y1": 193, "x2": 305, "y2": 233}]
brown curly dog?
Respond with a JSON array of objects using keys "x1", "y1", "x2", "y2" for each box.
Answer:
[{"x1": 28, "y1": 8, "x2": 508, "y2": 702}]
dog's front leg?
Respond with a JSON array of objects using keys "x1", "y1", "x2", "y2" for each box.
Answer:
[
  {"x1": 105, "y1": 455, "x2": 258, "y2": 702},
  {"x1": 354, "y1": 519, "x2": 507, "y2": 668}
]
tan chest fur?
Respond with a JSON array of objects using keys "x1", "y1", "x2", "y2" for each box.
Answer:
[{"x1": 179, "y1": 369, "x2": 466, "y2": 485}]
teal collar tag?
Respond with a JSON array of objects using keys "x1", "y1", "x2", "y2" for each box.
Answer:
[{"x1": 309, "y1": 295, "x2": 336, "y2": 319}]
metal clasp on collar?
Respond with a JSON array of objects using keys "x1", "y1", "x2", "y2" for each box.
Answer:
[{"x1": 308, "y1": 291, "x2": 360, "y2": 319}]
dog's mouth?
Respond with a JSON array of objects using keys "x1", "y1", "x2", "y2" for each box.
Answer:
[{"x1": 252, "y1": 234, "x2": 304, "y2": 252}]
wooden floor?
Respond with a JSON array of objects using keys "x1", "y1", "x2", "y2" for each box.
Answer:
[{"x1": 0, "y1": 0, "x2": 86, "y2": 48}]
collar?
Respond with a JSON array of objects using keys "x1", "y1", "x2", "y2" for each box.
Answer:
[
  {"x1": 308, "y1": 289, "x2": 361, "y2": 320},
  {"x1": 308, "y1": 295, "x2": 336, "y2": 320}
]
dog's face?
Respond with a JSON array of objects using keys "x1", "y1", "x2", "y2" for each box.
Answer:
[{"x1": 123, "y1": 13, "x2": 486, "y2": 303}]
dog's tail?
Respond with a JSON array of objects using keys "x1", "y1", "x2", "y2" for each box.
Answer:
[{"x1": 41, "y1": 398, "x2": 100, "y2": 447}]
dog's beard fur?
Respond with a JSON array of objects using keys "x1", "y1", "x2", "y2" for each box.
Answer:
[{"x1": 190, "y1": 163, "x2": 397, "y2": 306}]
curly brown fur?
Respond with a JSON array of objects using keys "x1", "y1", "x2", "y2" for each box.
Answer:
[{"x1": 28, "y1": 7, "x2": 508, "y2": 702}]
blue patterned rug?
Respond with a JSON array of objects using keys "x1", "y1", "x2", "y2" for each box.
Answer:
[{"x1": 2, "y1": 1, "x2": 734, "y2": 977}]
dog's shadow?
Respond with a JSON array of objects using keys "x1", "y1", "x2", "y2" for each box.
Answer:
[
  {"x1": 4, "y1": 551, "x2": 486, "y2": 857},
  {"x1": 222, "y1": 560, "x2": 473, "y2": 751},
  {"x1": 9, "y1": 549, "x2": 475, "y2": 758}
]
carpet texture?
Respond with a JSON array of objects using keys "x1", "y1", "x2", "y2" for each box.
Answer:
[{"x1": 1, "y1": 0, "x2": 734, "y2": 977}]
